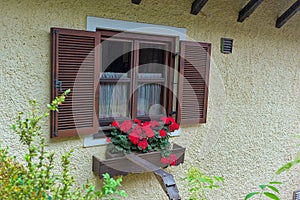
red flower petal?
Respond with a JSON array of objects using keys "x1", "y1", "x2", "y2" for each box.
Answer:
[
  {"x1": 106, "y1": 137, "x2": 111, "y2": 143},
  {"x1": 134, "y1": 118, "x2": 141, "y2": 125},
  {"x1": 129, "y1": 132, "x2": 139, "y2": 144},
  {"x1": 160, "y1": 116, "x2": 169, "y2": 124},
  {"x1": 169, "y1": 123, "x2": 179, "y2": 132},
  {"x1": 143, "y1": 127, "x2": 154, "y2": 138},
  {"x1": 159, "y1": 129, "x2": 167, "y2": 137},
  {"x1": 160, "y1": 157, "x2": 169, "y2": 164},
  {"x1": 111, "y1": 121, "x2": 119, "y2": 128},
  {"x1": 167, "y1": 117, "x2": 176, "y2": 123},
  {"x1": 120, "y1": 120, "x2": 133, "y2": 133},
  {"x1": 138, "y1": 139, "x2": 148, "y2": 150},
  {"x1": 142, "y1": 121, "x2": 151, "y2": 127},
  {"x1": 151, "y1": 120, "x2": 160, "y2": 128}
]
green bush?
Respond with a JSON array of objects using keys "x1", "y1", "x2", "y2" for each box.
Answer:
[
  {"x1": 183, "y1": 167, "x2": 224, "y2": 200},
  {"x1": 0, "y1": 90, "x2": 127, "y2": 200}
]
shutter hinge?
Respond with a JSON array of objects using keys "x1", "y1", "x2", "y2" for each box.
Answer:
[
  {"x1": 54, "y1": 131, "x2": 58, "y2": 137},
  {"x1": 172, "y1": 52, "x2": 179, "y2": 57},
  {"x1": 52, "y1": 29, "x2": 60, "y2": 34},
  {"x1": 169, "y1": 111, "x2": 177, "y2": 116},
  {"x1": 55, "y1": 79, "x2": 63, "y2": 92}
]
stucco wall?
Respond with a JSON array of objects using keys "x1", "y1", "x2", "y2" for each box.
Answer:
[{"x1": 0, "y1": 0, "x2": 299, "y2": 199}]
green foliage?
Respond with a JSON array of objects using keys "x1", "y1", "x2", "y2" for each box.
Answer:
[
  {"x1": 276, "y1": 159, "x2": 300, "y2": 175},
  {"x1": 276, "y1": 142, "x2": 300, "y2": 175},
  {"x1": 101, "y1": 174, "x2": 127, "y2": 199},
  {"x1": 183, "y1": 167, "x2": 224, "y2": 200},
  {"x1": 0, "y1": 89, "x2": 127, "y2": 200},
  {"x1": 245, "y1": 182, "x2": 282, "y2": 200},
  {"x1": 245, "y1": 135, "x2": 300, "y2": 199}
]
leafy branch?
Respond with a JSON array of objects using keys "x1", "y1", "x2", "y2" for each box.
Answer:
[
  {"x1": 245, "y1": 182, "x2": 282, "y2": 200},
  {"x1": 183, "y1": 167, "x2": 224, "y2": 200},
  {"x1": 0, "y1": 89, "x2": 127, "y2": 199}
]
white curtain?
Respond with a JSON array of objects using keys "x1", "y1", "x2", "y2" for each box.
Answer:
[
  {"x1": 99, "y1": 73, "x2": 128, "y2": 118},
  {"x1": 99, "y1": 73, "x2": 162, "y2": 118},
  {"x1": 137, "y1": 83, "x2": 161, "y2": 116}
]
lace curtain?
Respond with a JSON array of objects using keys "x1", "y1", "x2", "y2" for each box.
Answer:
[
  {"x1": 137, "y1": 83, "x2": 161, "y2": 116},
  {"x1": 99, "y1": 73, "x2": 162, "y2": 118}
]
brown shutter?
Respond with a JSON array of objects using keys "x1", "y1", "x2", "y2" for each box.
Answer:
[
  {"x1": 177, "y1": 41, "x2": 211, "y2": 125},
  {"x1": 51, "y1": 28, "x2": 100, "y2": 138}
]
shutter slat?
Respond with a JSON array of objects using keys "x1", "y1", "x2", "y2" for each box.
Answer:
[
  {"x1": 51, "y1": 28, "x2": 100, "y2": 138},
  {"x1": 177, "y1": 41, "x2": 210, "y2": 125}
]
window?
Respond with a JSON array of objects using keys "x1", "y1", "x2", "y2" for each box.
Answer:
[
  {"x1": 50, "y1": 28, "x2": 211, "y2": 138},
  {"x1": 98, "y1": 31, "x2": 175, "y2": 127}
]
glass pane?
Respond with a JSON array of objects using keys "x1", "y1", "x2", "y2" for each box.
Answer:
[
  {"x1": 137, "y1": 83, "x2": 165, "y2": 116},
  {"x1": 138, "y1": 43, "x2": 166, "y2": 79},
  {"x1": 101, "y1": 40, "x2": 132, "y2": 78},
  {"x1": 99, "y1": 83, "x2": 129, "y2": 118}
]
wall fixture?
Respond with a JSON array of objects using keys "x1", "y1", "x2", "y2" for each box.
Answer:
[{"x1": 220, "y1": 38, "x2": 233, "y2": 54}]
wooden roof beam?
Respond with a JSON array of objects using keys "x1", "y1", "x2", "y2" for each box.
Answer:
[
  {"x1": 191, "y1": 0, "x2": 208, "y2": 15},
  {"x1": 132, "y1": 0, "x2": 142, "y2": 5},
  {"x1": 237, "y1": 0, "x2": 264, "y2": 22},
  {"x1": 276, "y1": 0, "x2": 300, "y2": 28}
]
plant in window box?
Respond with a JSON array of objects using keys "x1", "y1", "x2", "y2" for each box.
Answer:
[{"x1": 106, "y1": 117, "x2": 180, "y2": 166}]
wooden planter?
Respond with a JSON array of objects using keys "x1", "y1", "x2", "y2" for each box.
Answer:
[{"x1": 92, "y1": 143, "x2": 185, "y2": 177}]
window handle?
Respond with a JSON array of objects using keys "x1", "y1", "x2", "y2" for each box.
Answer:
[
  {"x1": 55, "y1": 79, "x2": 63, "y2": 92},
  {"x1": 169, "y1": 111, "x2": 177, "y2": 116}
]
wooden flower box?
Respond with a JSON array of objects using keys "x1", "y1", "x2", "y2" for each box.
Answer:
[{"x1": 92, "y1": 143, "x2": 185, "y2": 177}]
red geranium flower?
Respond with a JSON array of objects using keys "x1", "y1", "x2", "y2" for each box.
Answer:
[
  {"x1": 167, "y1": 117, "x2": 176, "y2": 123},
  {"x1": 160, "y1": 154, "x2": 177, "y2": 166},
  {"x1": 129, "y1": 132, "x2": 139, "y2": 144},
  {"x1": 169, "y1": 123, "x2": 179, "y2": 132},
  {"x1": 132, "y1": 125, "x2": 142, "y2": 135},
  {"x1": 143, "y1": 126, "x2": 154, "y2": 138},
  {"x1": 160, "y1": 157, "x2": 169, "y2": 165},
  {"x1": 109, "y1": 118, "x2": 178, "y2": 156},
  {"x1": 111, "y1": 121, "x2": 119, "y2": 128},
  {"x1": 170, "y1": 160, "x2": 177, "y2": 166},
  {"x1": 161, "y1": 117, "x2": 176, "y2": 125},
  {"x1": 169, "y1": 154, "x2": 177, "y2": 166},
  {"x1": 151, "y1": 120, "x2": 160, "y2": 128},
  {"x1": 106, "y1": 137, "x2": 111, "y2": 143},
  {"x1": 160, "y1": 116, "x2": 169, "y2": 124},
  {"x1": 159, "y1": 129, "x2": 167, "y2": 137},
  {"x1": 138, "y1": 139, "x2": 148, "y2": 150},
  {"x1": 120, "y1": 120, "x2": 133, "y2": 133},
  {"x1": 134, "y1": 118, "x2": 141, "y2": 125},
  {"x1": 142, "y1": 121, "x2": 151, "y2": 127}
]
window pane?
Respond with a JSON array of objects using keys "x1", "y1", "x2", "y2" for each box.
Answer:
[
  {"x1": 100, "y1": 40, "x2": 132, "y2": 119},
  {"x1": 137, "y1": 83, "x2": 165, "y2": 116},
  {"x1": 101, "y1": 40, "x2": 132, "y2": 78},
  {"x1": 137, "y1": 43, "x2": 167, "y2": 117},
  {"x1": 99, "y1": 83, "x2": 129, "y2": 118},
  {"x1": 138, "y1": 43, "x2": 166, "y2": 78}
]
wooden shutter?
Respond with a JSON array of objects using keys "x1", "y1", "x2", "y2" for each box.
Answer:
[
  {"x1": 177, "y1": 41, "x2": 211, "y2": 125},
  {"x1": 51, "y1": 28, "x2": 100, "y2": 138}
]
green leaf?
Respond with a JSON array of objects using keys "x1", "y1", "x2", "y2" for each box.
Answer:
[
  {"x1": 276, "y1": 161, "x2": 294, "y2": 174},
  {"x1": 259, "y1": 184, "x2": 267, "y2": 190},
  {"x1": 245, "y1": 192, "x2": 259, "y2": 200},
  {"x1": 214, "y1": 176, "x2": 225, "y2": 182},
  {"x1": 263, "y1": 192, "x2": 280, "y2": 200},
  {"x1": 269, "y1": 182, "x2": 282, "y2": 185},
  {"x1": 267, "y1": 185, "x2": 279, "y2": 194}
]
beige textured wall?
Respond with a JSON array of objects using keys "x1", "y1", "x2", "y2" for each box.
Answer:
[{"x1": 0, "y1": 0, "x2": 299, "y2": 199}]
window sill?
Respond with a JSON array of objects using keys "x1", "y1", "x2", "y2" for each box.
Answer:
[{"x1": 83, "y1": 135, "x2": 108, "y2": 147}]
